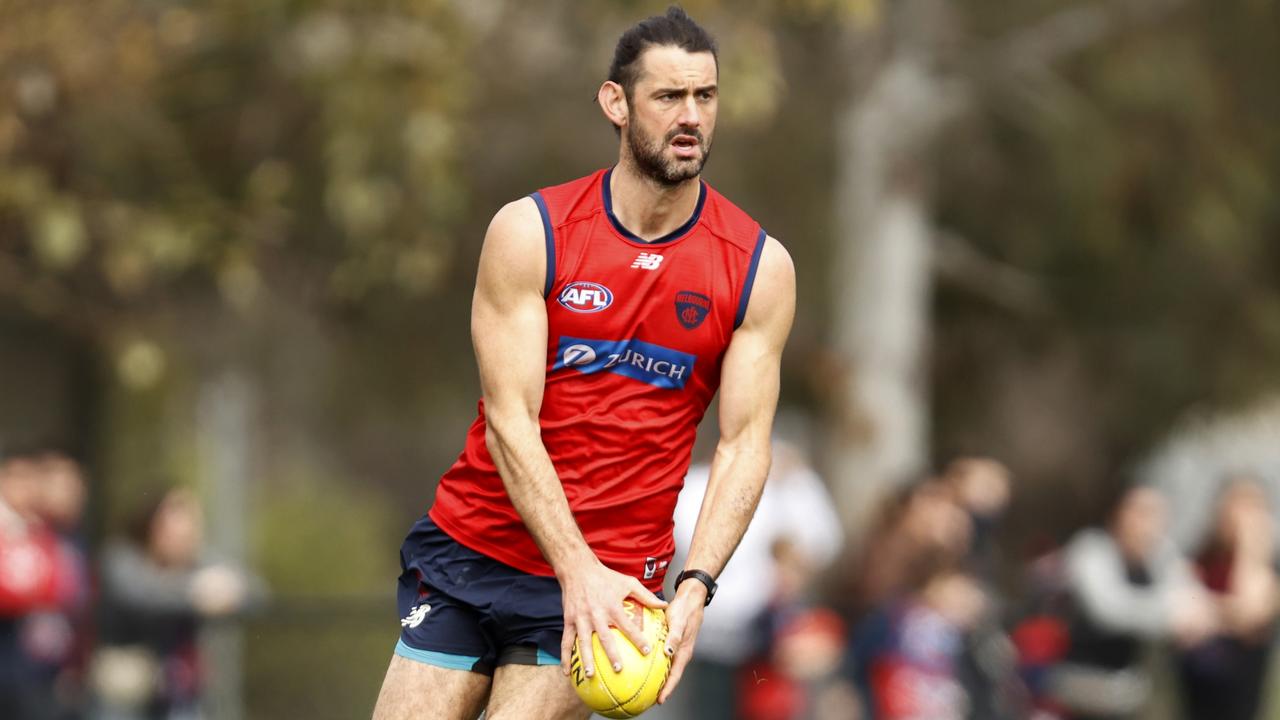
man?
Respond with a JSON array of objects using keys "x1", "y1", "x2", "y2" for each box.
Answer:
[
  {"x1": 0, "y1": 449, "x2": 71, "y2": 718},
  {"x1": 1053, "y1": 485, "x2": 1215, "y2": 719},
  {"x1": 372, "y1": 7, "x2": 795, "y2": 719}
]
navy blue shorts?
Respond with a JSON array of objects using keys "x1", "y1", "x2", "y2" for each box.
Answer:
[{"x1": 395, "y1": 515, "x2": 563, "y2": 675}]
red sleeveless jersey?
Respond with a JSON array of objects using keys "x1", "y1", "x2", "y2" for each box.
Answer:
[{"x1": 429, "y1": 168, "x2": 766, "y2": 591}]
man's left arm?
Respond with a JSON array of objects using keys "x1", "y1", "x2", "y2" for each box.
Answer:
[{"x1": 658, "y1": 234, "x2": 796, "y2": 703}]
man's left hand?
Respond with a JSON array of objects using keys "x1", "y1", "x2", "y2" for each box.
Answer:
[{"x1": 656, "y1": 580, "x2": 708, "y2": 704}]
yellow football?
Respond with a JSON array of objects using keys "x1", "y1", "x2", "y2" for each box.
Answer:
[{"x1": 569, "y1": 600, "x2": 671, "y2": 718}]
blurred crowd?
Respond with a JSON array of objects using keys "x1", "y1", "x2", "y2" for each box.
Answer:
[
  {"x1": 0, "y1": 447, "x2": 260, "y2": 720},
  {"x1": 656, "y1": 446, "x2": 1280, "y2": 720},
  {"x1": 4, "y1": 439, "x2": 1277, "y2": 720}
]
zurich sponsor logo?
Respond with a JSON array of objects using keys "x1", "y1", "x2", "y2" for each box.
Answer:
[
  {"x1": 558, "y1": 281, "x2": 613, "y2": 313},
  {"x1": 554, "y1": 336, "x2": 696, "y2": 390}
]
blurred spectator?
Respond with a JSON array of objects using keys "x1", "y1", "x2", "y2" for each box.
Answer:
[
  {"x1": 91, "y1": 489, "x2": 260, "y2": 720},
  {"x1": 940, "y1": 457, "x2": 1023, "y2": 720},
  {"x1": 739, "y1": 598, "x2": 854, "y2": 720},
  {"x1": 1011, "y1": 549, "x2": 1074, "y2": 718},
  {"x1": 1178, "y1": 475, "x2": 1280, "y2": 720},
  {"x1": 849, "y1": 477, "x2": 973, "y2": 619},
  {"x1": 1049, "y1": 485, "x2": 1215, "y2": 720},
  {"x1": 843, "y1": 462, "x2": 1023, "y2": 720},
  {"x1": 0, "y1": 449, "x2": 80, "y2": 719},
  {"x1": 854, "y1": 553, "x2": 987, "y2": 720},
  {"x1": 659, "y1": 439, "x2": 843, "y2": 720},
  {"x1": 940, "y1": 457, "x2": 1012, "y2": 586},
  {"x1": 23, "y1": 451, "x2": 93, "y2": 719}
]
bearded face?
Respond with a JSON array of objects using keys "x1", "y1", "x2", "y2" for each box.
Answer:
[
  {"x1": 612, "y1": 46, "x2": 718, "y2": 186},
  {"x1": 626, "y1": 119, "x2": 712, "y2": 187}
]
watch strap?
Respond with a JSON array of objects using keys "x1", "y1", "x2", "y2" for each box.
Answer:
[{"x1": 675, "y1": 569, "x2": 717, "y2": 606}]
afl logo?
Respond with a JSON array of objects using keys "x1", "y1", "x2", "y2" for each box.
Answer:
[{"x1": 558, "y1": 281, "x2": 613, "y2": 313}]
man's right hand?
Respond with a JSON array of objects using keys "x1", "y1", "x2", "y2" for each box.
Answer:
[{"x1": 558, "y1": 561, "x2": 667, "y2": 679}]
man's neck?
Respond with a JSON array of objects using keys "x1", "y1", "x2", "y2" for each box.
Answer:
[{"x1": 609, "y1": 160, "x2": 701, "y2": 242}]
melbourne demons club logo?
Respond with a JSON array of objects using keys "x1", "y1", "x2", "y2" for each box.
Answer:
[
  {"x1": 558, "y1": 281, "x2": 613, "y2": 313},
  {"x1": 675, "y1": 291, "x2": 711, "y2": 330}
]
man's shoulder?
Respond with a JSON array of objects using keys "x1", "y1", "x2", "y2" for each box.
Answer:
[
  {"x1": 699, "y1": 180, "x2": 765, "y2": 254},
  {"x1": 533, "y1": 168, "x2": 609, "y2": 225}
]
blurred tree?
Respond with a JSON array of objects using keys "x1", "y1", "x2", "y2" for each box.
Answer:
[
  {"x1": 815, "y1": 0, "x2": 1280, "y2": 544},
  {"x1": 0, "y1": 0, "x2": 473, "y2": 342},
  {"x1": 932, "y1": 0, "x2": 1280, "y2": 538}
]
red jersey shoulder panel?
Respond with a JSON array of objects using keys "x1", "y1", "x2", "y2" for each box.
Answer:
[
  {"x1": 700, "y1": 183, "x2": 763, "y2": 255},
  {"x1": 537, "y1": 169, "x2": 606, "y2": 226}
]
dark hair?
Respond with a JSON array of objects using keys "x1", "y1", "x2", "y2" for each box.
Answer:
[{"x1": 608, "y1": 6, "x2": 718, "y2": 102}]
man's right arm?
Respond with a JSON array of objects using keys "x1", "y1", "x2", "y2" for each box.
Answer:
[{"x1": 471, "y1": 198, "x2": 664, "y2": 678}]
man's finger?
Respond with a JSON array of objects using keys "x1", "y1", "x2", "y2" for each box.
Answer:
[
  {"x1": 577, "y1": 620, "x2": 597, "y2": 678},
  {"x1": 612, "y1": 605, "x2": 651, "y2": 656},
  {"x1": 560, "y1": 625, "x2": 574, "y2": 675},
  {"x1": 658, "y1": 644, "x2": 692, "y2": 704},
  {"x1": 595, "y1": 615, "x2": 625, "y2": 672},
  {"x1": 664, "y1": 616, "x2": 685, "y2": 658}
]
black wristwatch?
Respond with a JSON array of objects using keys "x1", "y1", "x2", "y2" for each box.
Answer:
[{"x1": 674, "y1": 569, "x2": 717, "y2": 606}]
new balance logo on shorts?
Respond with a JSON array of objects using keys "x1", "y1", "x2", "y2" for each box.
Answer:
[
  {"x1": 630, "y1": 252, "x2": 664, "y2": 270},
  {"x1": 555, "y1": 336, "x2": 695, "y2": 390},
  {"x1": 401, "y1": 604, "x2": 430, "y2": 629}
]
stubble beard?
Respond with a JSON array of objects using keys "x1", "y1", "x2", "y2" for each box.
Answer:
[{"x1": 626, "y1": 123, "x2": 712, "y2": 188}]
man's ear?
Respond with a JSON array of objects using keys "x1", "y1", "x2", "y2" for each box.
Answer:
[{"x1": 598, "y1": 81, "x2": 629, "y2": 129}]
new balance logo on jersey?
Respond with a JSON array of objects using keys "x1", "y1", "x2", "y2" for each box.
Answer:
[
  {"x1": 630, "y1": 252, "x2": 664, "y2": 270},
  {"x1": 400, "y1": 604, "x2": 430, "y2": 629},
  {"x1": 554, "y1": 336, "x2": 696, "y2": 390}
]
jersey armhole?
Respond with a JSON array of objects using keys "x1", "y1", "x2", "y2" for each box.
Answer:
[
  {"x1": 530, "y1": 191, "x2": 556, "y2": 298},
  {"x1": 734, "y1": 228, "x2": 767, "y2": 329}
]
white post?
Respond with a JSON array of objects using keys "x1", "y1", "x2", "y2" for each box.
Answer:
[
  {"x1": 827, "y1": 0, "x2": 959, "y2": 538},
  {"x1": 196, "y1": 368, "x2": 254, "y2": 720}
]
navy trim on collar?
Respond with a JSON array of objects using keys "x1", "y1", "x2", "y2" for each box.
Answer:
[{"x1": 602, "y1": 167, "x2": 707, "y2": 245}]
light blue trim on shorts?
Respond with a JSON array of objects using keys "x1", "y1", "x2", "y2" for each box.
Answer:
[
  {"x1": 395, "y1": 639, "x2": 481, "y2": 671},
  {"x1": 535, "y1": 648, "x2": 559, "y2": 665}
]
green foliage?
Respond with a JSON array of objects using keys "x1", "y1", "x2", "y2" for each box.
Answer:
[
  {"x1": 253, "y1": 470, "x2": 397, "y2": 594},
  {"x1": 243, "y1": 609, "x2": 391, "y2": 720},
  {"x1": 245, "y1": 467, "x2": 400, "y2": 717},
  {"x1": 0, "y1": 0, "x2": 473, "y2": 324}
]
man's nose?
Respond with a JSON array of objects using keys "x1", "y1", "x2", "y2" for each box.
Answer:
[{"x1": 677, "y1": 97, "x2": 702, "y2": 129}]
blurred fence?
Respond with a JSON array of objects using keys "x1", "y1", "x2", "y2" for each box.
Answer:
[{"x1": 241, "y1": 597, "x2": 390, "y2": 719}]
